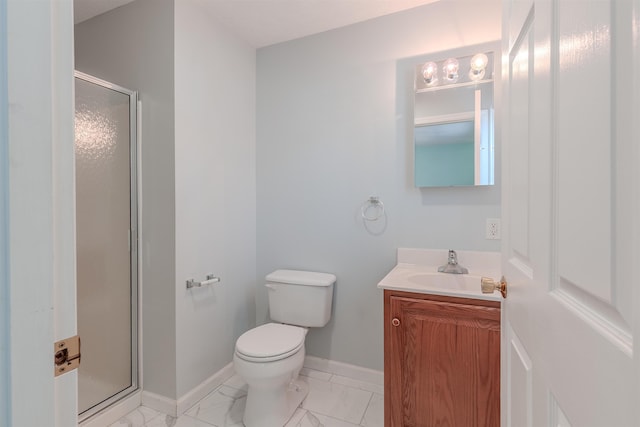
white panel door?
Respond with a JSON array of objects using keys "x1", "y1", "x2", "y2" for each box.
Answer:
[{"x1": 502, "y1": 0, "x2": 640, "y2": 426}]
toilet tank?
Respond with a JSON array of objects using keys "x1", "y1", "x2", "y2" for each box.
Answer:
[{"x1": 266, "y1": 269, "x2": 336, "y2": 327}]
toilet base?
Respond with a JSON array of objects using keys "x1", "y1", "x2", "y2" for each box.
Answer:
[{"x1": 243, "y1": 378, "x2": 308, "y2": 427}]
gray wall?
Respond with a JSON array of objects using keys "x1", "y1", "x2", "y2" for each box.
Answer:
[
  {"x1": 75, "y1": 0, "x2": 177, "y2": 398},
  {"x1": 174, "y1": 0, "x2": 256, "y2": 398},
  {"x1": 256, "y1": 0, "x2": 502, "y2": 370}
]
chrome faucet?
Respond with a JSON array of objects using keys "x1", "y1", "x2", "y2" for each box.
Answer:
[{"x1": 438, "y1": 250, "x2": 468, "y2": 274}]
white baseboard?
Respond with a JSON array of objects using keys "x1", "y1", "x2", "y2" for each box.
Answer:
[
  {"x1": 141, "y1": 362, "x2": 235, "y2": 417},
  {"x1": 80, "y1": 391, "x2": 142, "y2": 427},
  {"x1": 176, "y1": 362, "x2": 235, "y2": 414},
  {"x1": 303, "y1": 356, "x2": 383, "y2": 386},
  {"x1": 141, "y1": 390, "x2": 177, "y2": 418}
]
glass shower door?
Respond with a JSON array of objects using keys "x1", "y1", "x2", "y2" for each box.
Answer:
[{"x1": 75, "y1": 72, "x2": 138, "y2": 418}]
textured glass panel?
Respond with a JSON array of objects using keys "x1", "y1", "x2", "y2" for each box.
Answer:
[{"x1": 75, "y1": 78, "x2": 132, "y2": 414}]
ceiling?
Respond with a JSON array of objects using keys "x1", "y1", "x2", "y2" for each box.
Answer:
[{"x1": 74, "y1": 0, "x2": 440, "y2": 48}]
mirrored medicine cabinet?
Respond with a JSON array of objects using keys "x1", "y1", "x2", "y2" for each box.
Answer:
[{"x1": 414, "y1": 49, "x2": 496, "y2": 187}]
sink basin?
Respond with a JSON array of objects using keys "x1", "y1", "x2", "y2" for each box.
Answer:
[
  {"x1": 407, "y1": 272, "x2": 480, "y2": 291},
  {"x1": 377, "y1": 263, "x2": 501, "y2": 301}
]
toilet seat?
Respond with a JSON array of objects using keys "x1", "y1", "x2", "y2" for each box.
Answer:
[{"x1": 235, "y1": 323, "x2": 306, "y2": 363}]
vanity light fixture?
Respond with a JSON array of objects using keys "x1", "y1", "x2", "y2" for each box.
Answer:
[
  {"x1": 442, "y1": 58, "x2": 459, "y2": 83},
  {"x1": 417, "y1": 52, "x2": 493, "y2": 90},
  {"x1": 469, "y1": 53, "x2": 489, "y2": 81},
  {"x1": 421, "y1": 61, "x2": 438, "y2": 86}
]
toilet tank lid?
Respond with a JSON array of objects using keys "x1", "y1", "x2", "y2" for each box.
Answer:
[{"x1": 266, "y1": 269, "x2": 336, "y2": 287}]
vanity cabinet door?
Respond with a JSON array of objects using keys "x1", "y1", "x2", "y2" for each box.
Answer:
[{"x1": 384, "y1": 290, "x2": 501, "y2": 427}]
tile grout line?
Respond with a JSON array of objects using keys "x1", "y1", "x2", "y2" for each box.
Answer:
[
  {"x1": 318, "y1": 383, "x2": 372, "y2": 425},
  {"x1": 358, "y1": 393, "x2": 375, "y2": 426},
  {"x1": 142, "y1": 411, "x2": 162, "y2": 427},
  {"x1": 182, "y1": 413, "x2": 217, "y2": 426}
]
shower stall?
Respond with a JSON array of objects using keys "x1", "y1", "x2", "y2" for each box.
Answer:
[{"x1": 74, "y1": 71, "x2": 138, "y2": 420}]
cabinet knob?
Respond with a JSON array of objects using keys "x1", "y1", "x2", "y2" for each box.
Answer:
[{"x1": 391, "y1": 318, "x2": 401, "y2": 327}]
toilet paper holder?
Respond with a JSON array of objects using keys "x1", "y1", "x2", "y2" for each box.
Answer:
[{"x1": 186, "y1": 274, "x2": 221, "y2": 289}]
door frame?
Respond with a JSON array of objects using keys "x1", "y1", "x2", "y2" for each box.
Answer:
[
  {"x1": 0, "y1": 0, "x2": 9, "y2": 422},
  {"x1": 2, "y1": 0, "x2": 76, "y2": 426},
  {"x1": 74, "y1": 71, "x2": 140, "y2": 422}
]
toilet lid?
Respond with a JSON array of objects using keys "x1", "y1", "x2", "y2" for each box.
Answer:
[{"x1": 235, "y1": 323, "x2": 305, "y2": 362}]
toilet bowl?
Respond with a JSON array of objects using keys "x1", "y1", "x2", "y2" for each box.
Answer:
[
  {"x1": 233, "y1": 323, "x2": 308, "y2": 427},
  {"x1": 233, "y1": 269, "x2": 336, "y2": 427}
]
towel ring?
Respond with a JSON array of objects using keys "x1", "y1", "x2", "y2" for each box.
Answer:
[{"x1": 361, "y1": 196, "x2": 385, "y2": 221}]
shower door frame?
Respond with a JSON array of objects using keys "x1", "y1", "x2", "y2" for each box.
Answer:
[{"x1": 74, "y1": 71, "x2": 139, "y2": 422}]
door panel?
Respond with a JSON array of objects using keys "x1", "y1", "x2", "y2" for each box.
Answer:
[
  {"x1": 556, "y1": 1, "x2": 613, "y2": 302},
  {"x1": 552, "y1": 0, "x2": 633, "y2": 350},
  {"x1": 507, "y1": 7, "x2": 533, "y2": 270},
  {"x1": 506, "y1": 325, "x2": 532, "y2": 427},
  {"x1": 503, "y1": 0, "x2": 639, "y2": 426}
]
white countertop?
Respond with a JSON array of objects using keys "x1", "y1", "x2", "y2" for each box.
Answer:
[{"x1": 377, "y1": 248, "x2": 503, "y2": 302}]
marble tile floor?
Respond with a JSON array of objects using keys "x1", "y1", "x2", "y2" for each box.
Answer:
[{"x1": 110, "y1": 367, "x2": 383, "y2": 427}]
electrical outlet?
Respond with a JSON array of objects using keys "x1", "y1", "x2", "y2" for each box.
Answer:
[{"x1": 486, "y1": 218, "x2": 501, "y2": 240}]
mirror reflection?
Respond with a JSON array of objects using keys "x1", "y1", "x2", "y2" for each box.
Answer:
[{"x1": 414, "y1": 51, "x2": 495, "y2": 187}]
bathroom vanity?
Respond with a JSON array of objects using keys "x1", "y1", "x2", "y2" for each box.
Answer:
[{"x1": 378, "y1": 249, "x2": 502, "y2": 427}]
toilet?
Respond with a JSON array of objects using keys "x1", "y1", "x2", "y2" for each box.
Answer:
[{"x1": 233, "y1": 269, "x2": 336, "y2": 427}]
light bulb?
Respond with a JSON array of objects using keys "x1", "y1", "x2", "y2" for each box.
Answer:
[
  {"x1": 442, "y1": 58, "x2": 459, "y2": 82},
  {"x1": 421, "y1": 62, "x2": 438, "y2": 86},
  {"x1": 469, "y1": 53, "x2": 488, "y2": 81}
]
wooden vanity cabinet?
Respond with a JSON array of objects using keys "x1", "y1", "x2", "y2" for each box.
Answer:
[{"x1": 384, "y1": 290, "x2": 501, "y2": 427}]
